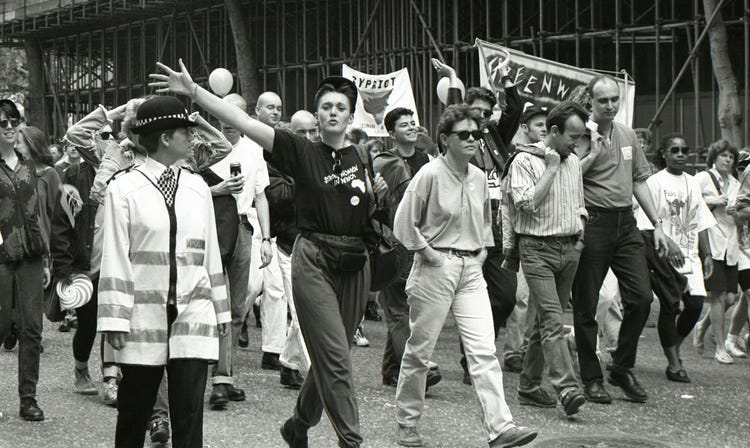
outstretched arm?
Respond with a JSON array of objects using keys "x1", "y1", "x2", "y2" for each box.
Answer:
[{"x1": 149, "y1": 59, "x2": 276, "y2": 151}]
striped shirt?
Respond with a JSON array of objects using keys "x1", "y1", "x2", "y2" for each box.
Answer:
[{"x1": 507, "y1": 144, "x2": 587, "y2": 237}]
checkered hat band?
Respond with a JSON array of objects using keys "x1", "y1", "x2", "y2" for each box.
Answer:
[{"x1": 134, "y1": 112, "x2": 190, "y2": 128}]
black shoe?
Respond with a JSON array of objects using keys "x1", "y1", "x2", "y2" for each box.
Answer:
[
  {"x1": 226, "y1": 384, "x2": 246, "y2": 401},
  {"x1": 253, "y1": 303, "x2": 262, "y2": 328},
  {"x1": 280, "y1": 367, "x2": 304, "y2": 390},
  {"x1": 2, "y1": 325, "x2": 18, "y2": 351},
  {"x1": 561, "y1": 389, "x2": 586, "y2": 416},
  {"x1": 209, "y1": 384, "x2": 229, "y2": 409},
  {"x1": 262, "y1": 352, "x2": 282, "y2": 371},
  {"x1": 583, "y1": 380, "x2": 613, "y2": 404},
  {"x1": 149, "y1": 419, "x2": 170, "y2": 444},
  {"x1": 518, "y1": 388, "x2": 556, "y2": 408},
  {"x1": 503, "y1": 355, "x2": 523, "y2": 374},
  {"x1": 608, "y1": 370, "x2": 648, "y2": 402},
  {"x1": 238, "y1": 321, "x2": 249, "y2": 348},
  {"x1": 280, "y1": 417, "x2": 309, "y2": 448},
  {"x1": 382, "y1": 376, "x2": 398, "y2": 387},
  {"x1": 665, "y1": 367, "x2": 691, "y2": 383},
  {"x1": 58, "y1": 320, "x2": 70, "y2": 333},
  {"x1": 19, "y1": 398, "x2": 45, "y2": 422},
  {"x1": 364, "y1": 301, "x2": 382, "y2": 321},
  {"x1": 426, "y1": 369, "x2": 442, "y2": 391}
]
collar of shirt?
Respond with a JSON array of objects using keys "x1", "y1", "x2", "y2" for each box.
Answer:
[
  {"x1": 139, "y1": 156, "x2": 174, "y2": 183},
  {"x1": 438, "y1": 155, "x2": 470, "y2": 181}
]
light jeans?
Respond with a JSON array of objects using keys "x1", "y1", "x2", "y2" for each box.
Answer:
[
  {"x1": 247, "y1": 214, "x2": 287, "y2": 354},
  {"x1": 277, "y1": 248, "x2": 311, "y2": 374},
  {"x1": 396, "y1": 252, "x2": 515, "y2": 441}
]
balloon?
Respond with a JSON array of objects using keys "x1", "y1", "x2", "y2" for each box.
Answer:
[
  {"x1": 436, "y1": 77, "x2": 465, "y2": 104},
  {"x1": 209, "y1": 68, "x2": 234, "y2": 97}
]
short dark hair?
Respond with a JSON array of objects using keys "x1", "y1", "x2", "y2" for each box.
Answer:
[
  {"x1": 348, "y1": 128, "x2": 368, "y2": 145},
  {"x1": 384, "y1": 107, "x2": 414, "y2": 132},
  {"x1": 437, "y1": 104, "x2": 481, "y2": 138},
  {"x1": 314, "y1": 79, "x2": 358, "y2": 111},
  {"x1": 654, "y1": 132, "x2": 687, "y2": 170},
  {"x1": 18, "y1": 126, "x2": 53, "y2": 167},
  {"x1": 545, "y1": 101, "x2": 588, "y2": 134},
  {"x1": 138, "y1": 129, "x2": 177, "y2": 154},
  {"x1": 464, "y1": 87, "x2": 497, "y2": 108},
  {"x1": 634, "y1": 128, "x2": 652, "y2": 146},
  {"x1": 706, "y1": 139, "x2": 740, "y2": 169},
  {"x1": 0, "y1": 102, "x2": 19, "y2": 119}
]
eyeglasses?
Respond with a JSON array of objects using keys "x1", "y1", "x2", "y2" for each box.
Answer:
[
  {"x1": 669, "y1": 146, "x2": 691, "y2": 155},
  {"x1": 100, "y1": 131, "x2": 112, "y2": 140},
  {"x1": 449, "y1": 130, "x2": 483, "y2": 141},
  {"x1": 470, "y1": 107, "x2": 492, "y2": 119},
  {"x1": 331, "y1": 150, "x2": 342, "y2": 175},
  {"x1": 0, "y1": 118, "x2": 19, "y2": 129}
]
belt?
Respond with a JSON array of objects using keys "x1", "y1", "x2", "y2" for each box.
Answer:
[
  {"x1": 434, "y1": 248, "x2": 482, "y2": 258},
  {"x1": 300, "y1": 231, "x2": 365, "y2": 250},
  {"x1": 517, "y1": 234, "x2": 579, "y2": 243},
  {"x1": 585, "y1": 206, "x2": 632, "y2": 213}
]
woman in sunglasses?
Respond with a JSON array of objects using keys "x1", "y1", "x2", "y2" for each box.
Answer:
[
  {"x1": 392, "y1": 104, "x2": 536, "y2": 448},
  {"x1": 640, "y1": 133, "x2": 715, "y2": 381},
  {"x1": 693, "y1": 139, "x2": 741, "y2": 364},
  {"x1": 0, "y1": 99, "x2": 47, "y2": 421},
  {"x1": 151, "y1": 60, "x2": 387, "y2": 448}
]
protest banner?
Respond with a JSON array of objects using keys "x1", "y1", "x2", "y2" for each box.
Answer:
[
  {"x1": 475, "y1": 38, "x2": 636, "y2": 126},
  {"x1": 341, "y1": 64, "x2": 420, "y2": 137}
]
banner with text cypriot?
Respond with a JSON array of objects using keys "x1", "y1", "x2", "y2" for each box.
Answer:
[
  {"x1": 342, "y1": 64, "x2": 420, "y2": 137},
  {"x1": 475, "y1": 38, "x2": 635, "y2": 127}
]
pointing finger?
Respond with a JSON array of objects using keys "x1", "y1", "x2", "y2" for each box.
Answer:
[{"x1": 155, "y1": 61, "x2": 176, "y2": 75}]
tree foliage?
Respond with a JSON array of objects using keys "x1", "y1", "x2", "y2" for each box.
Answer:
[{"x1": 0, "y1": 47, "x2": 29, "y2": 102}]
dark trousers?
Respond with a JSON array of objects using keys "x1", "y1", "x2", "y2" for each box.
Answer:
[
  {"x1": 73, "y1": 275, "x2": 98, "y2": 363},
  {"x1": 290, "y1": 235, "x2": 368, "y2": 448},
  {"x1": 379, "y1": 268, "x2": 411, "y2": 381},
  {"x1": 572, "y1": 208, "x2": 653, "y2": 383},
  {"x1": 658, "y1": 294, "x2": 704, "y2": 347},
  {"x1": 115, "y1": 359, "x2": 208, "y2": 448},
  {"x1": 0, "y1": 258, "x2": 44, "y2": 400}
]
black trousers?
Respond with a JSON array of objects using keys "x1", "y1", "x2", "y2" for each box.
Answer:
[
  {"x1": 115, "y1": 359, "x2": 208, "y2": 448},
  {"x1": 572, "y1": 208, "x2": 653, "y2": 384},
  {"x1": 73, "y1": 276, "x2": 98, "y2": 363}
]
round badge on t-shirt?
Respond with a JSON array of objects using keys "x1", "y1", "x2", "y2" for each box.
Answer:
[{"x1": 350, "y1": 196, "x2": 360, "y2": 206}]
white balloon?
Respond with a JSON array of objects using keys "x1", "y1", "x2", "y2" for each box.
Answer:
[
  {"x1": 436, "y1": 77, "x2": 466, "y2": 105},
  {"x1": 209, "y1": 68, "x2": 234, "y2": 97}
]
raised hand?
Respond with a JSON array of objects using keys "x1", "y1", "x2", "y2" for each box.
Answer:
[
  {"x1": 431, "y1": 58, "x2": 457, "y2": 79},
  {"x1": 149, "y1": 58, "x2": 195, "y2": 97}
]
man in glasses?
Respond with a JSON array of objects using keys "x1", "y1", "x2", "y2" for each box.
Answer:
[
  {"x1": 432, "y1": 59, "x2": 523, "y2": 385},
  {"x1": 506, "y1": 101, "x2": 589, "y2": 416}
]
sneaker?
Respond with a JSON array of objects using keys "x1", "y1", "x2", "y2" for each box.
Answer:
[
  {"x1": 725, "y1": 337, "x2": 748, "y2": 358},
  {"x1": 74, "y1": 367, "x2": 98, "y2": 395},
  {"x1": 397, "y1": 424, "x2": 424, "y2": 447},
  {"x1": 489, "y1": 426, "x2": 537, "y2": 447},
  {"x1": 102, "y1": 378, "x2": 118, "y2": 407},
  {"x1": 2, "y1": 325, "x2": 18, "y2": 351},
  {"x1": 353, "y1": 327, "x2": 369, "y2": 347},
  {"x1": 149, "y1": 419, "x2": 170, "y2": 444},
  {"x1": 518, "y1": 388, "x2": 556, "y2": 408},
  {"x1": 714, "y1": 349, "x2": 734, "y2": 364}
]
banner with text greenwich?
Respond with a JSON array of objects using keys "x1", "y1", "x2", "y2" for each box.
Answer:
[
  {"x1": 342, "y1": 64, "x2": 420, "y2": 137},
  {"x1": 475, "y1": 38, "x2": 635, "y2": 127}
]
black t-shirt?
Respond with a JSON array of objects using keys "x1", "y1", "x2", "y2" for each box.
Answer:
[
  {"x1": 402, "y1": 150, "x2": 430, "y2": 177},
  {"x1": 269, "y1": 130, "x2": 370, "y2": 236}
]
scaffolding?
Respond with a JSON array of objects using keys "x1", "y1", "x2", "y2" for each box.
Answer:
[{"x1": 0, "y1": 0, "x2": 748, "y2": 151}]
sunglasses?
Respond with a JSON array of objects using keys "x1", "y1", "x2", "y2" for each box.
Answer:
[
  {"x1": 0, "y1": 118, "x2": 19, "y2": 129},
  {"x1": 449, "y1": 130, "x2": 483, "y2": 141},
  {"x1": 669, "y1": 146, "x2": 691, "y2": 155},
  {"x1": 100, "y1": 131, "x2": 112, "y2": 140},
  {"x1": 470, "y1": 107, "x2": 492, "y2": 119},
  {"x1": 331, "y1": 150, "x2": 342, "y2": 175}
]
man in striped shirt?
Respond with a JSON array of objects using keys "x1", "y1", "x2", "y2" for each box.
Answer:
[{"x1": 506, "y1": 101, "x2": 588, "y2": 416}]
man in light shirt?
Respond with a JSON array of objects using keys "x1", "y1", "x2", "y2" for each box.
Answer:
[{"x1": 506, "y1": 101, "x2": 588, "y2": 416}]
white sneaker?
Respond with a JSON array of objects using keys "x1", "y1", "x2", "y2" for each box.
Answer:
[
  {"x1": 353, "y1": 327, "x2": 370, "y2": 347},
  {"x1": 102, "y1": 378, "x2": 118, "y2": 407},
  {"x1": 725, "y1": 337, "x2": 748, "y2": 358},
  {"x1": 714, "y1": 350, "x2": 734, "y2": 365}
]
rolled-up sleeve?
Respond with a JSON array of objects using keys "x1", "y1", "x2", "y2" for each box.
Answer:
[{"x1": 508, "y1": 154, "x2": 539, "y2": 214}]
